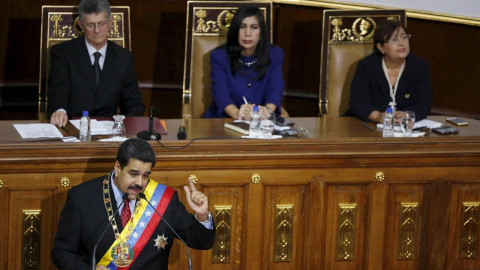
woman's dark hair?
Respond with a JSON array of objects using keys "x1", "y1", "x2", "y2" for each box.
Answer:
[
  {"x1": 116, "y1": 138, "x2": 156, "y2": 168},
  {"x1": 373, "y1": 19, "x2": 408, "y2": 55},
  {"x1": 226, "y1": 5, "x2": 270, "y2": 80}
]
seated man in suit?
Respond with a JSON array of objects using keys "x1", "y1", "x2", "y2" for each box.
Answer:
[
  {"x1": 48, "y1": 0, "x2": 145, "y2": 127},
  {"x1": 52, "y1": 138, "x2": 216, "y2": 269}
]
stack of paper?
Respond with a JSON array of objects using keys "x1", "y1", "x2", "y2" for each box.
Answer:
[
  {"x1": 14, "y1": 123, "x2": 64, "y2": 138},
  {"x1": 69, "y1": 119, "x2": 114, "y2": 135}
]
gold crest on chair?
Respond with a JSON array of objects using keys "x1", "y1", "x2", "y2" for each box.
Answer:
[
  {"x1": 319, "y1": 9, "x2": 406, "y2": 117},
  {"x1": 38, "y1": 5, "x2": 131, "y2": 120}
]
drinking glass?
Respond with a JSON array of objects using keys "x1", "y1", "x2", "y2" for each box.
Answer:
[
  {"x1": 400, "y1": 111, "x2": 415, "y2": 137},
  {"x1": 111, "y1": 115, "x2": 126, "y2": 137},
  {"x1": 260, "y1": 113, "x2": 276, "y2": 138}
]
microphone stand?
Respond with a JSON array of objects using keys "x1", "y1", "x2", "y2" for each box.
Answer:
[
  {"x1": 137, "y1": 105, "x2": 161, "y2": 141},
  {"x1": 91, "y1": 192, "x2": 129, "y2": 270},
  {"x1": 139, "y1": 192, "x2": 192, "y2": 270}
]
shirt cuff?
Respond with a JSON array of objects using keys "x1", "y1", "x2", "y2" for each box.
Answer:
[{"x1": 195, "y1": 211, "x2": 213, "y2": 230}]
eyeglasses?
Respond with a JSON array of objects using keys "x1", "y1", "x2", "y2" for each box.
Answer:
[
  {"x1": 84, "y1": 21, "x2": 109, "y2": 31},
  {"x1": 385, "y1": 34, "x2": 411, "y2": 44}
]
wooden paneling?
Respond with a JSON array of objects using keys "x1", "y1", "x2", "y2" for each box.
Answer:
[
  {"x1": 1, "y1": 117, "x2": 479, "y2": 269},
  {"x1": 447, "y1": 184, "x2": 480, "y2": 270}
]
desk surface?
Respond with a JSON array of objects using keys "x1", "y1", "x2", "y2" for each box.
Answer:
[{"x1": 0, "y1": 115, "x2": 478, "y2": 143}]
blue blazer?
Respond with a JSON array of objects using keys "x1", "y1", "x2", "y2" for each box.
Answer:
[
  {"x1": 47, "y1": 37, "x2": 145, "y2": 118},
  {"x1": 349, "y1": 52, "x2": 432, "y2": 121},
  {"x1": 205, "y1": 44, "x2": 285, "y2": 118}
]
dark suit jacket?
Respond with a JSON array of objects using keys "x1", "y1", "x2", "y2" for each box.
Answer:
[
  {"x1": 47, "y1": 37, "x2": 145, "y2": 118},
  {"x1": 349, "y1": 52, "x2": 432, "y2": 121},
  {"x1": 51, "y1": 175, "x2": 216, "y2": 270}
]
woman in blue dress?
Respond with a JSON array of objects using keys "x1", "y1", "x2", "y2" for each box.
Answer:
[{"x1": 205, "y1": 5, "x2": 285, "y2": 120}]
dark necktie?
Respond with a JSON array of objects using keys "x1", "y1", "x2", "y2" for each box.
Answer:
[
  {"x1": 93, "y1": 51, "x2": 101, "y2": 86},
  {"x1": 120, "y1": 199, "x2": 131, "y2": 227}
]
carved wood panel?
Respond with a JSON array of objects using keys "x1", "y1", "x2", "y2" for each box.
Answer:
[
  {"x1": 447, "y1": 184, "x2": 480, "y2": 269},
  {"x1": 385, "y1": 184, "x2": 430, "y2": 269}
]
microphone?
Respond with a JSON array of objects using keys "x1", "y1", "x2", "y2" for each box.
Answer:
[
  {"x1": 137, "y1": 105, "x2": 161, "y2": 141},
  {"x1": 177, "y1": 126, "x2": 186, "y2": 140},
  {"x1": 91, "y1": 192, "x2": 129, "y2": 270},
  {"x1": 138, "y1": 192, "x2": 192, "y2": 270}
]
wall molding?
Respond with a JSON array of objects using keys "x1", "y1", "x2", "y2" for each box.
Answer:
[{"x1": 273, "y1": 0, "x2": 480, "y2": 26}]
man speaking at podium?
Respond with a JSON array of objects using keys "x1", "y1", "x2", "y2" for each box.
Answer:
[
  {"x1": 48, "y1": 0, "x2": 145, "y2": 127},
  {"x1": 52, "y1": 138, "x2": 215, "y2": 269}
]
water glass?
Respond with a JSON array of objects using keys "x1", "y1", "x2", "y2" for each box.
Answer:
[
  {"x1": 260, "y1": 113, "x2": 276, "y2": 138},
  {"x1": 400, "y1": 111, "x2": 415, "y2": 137},
  {"x1": 111, "y1": 115, "x2": 127, "y2": 137}
]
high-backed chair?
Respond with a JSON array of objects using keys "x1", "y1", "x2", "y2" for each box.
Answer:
[
  {"x1": 183, "y1": 1, "x2": 288, "y2": 119},
  {"x1": 319, "y1": 9, "x2": 406, "y2": 117},
  {"x1": 38, "y1": 5, "x2": 131, "y2": 120}
]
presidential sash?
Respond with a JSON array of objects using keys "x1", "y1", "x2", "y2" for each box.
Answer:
[{"x1": 98, "y1": 179, "x2": 174, "y2": 269}]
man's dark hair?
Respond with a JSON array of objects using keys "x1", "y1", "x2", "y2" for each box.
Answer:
[
  {"x1": 373, "y1": 19, "x2": 408, "y2": 55},
  {"x1": 78, "y1": 0, "x2": 111, "y2": 21},
  {"x1": 116, "y1": 138, "x2": 156, "y2": 168},
  {"x1": 226, "y1": 5, "x2": 270, "y2": 81}
]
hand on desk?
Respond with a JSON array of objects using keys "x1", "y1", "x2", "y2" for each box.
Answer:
[{"x1": 50, "y1": 110, "x2": 68, "y2": 127}]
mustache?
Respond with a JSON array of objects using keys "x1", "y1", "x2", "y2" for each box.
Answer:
[{"x1": 128, "y1": 185, "x2": 143, "y2": 191}]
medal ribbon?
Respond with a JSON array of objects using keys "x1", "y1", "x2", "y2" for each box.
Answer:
[{"x1": 98, "y1": 179, "x2": 174, "y2": 269}]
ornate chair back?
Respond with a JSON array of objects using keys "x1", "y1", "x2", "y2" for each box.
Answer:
[
  {"x1": 319, "y1": 9, "x2": 406, "y2": 117},
  {"x1": 182, "y1": 1, "x2": 272, "y2": 118},
  {"x1": 38, "y1": 5, "x2": 131, "y2": 120}
]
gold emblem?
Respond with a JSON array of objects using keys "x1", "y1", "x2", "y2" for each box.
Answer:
[
  {"x1": 111, "y1": 241, "x2": 134, "y2": 267},
  {"x1": 154, "y1": 234, "x2": 168, "y2": 250},
  {"x1": 405, "y1": 94, "x2": 410, "y2": 98}
]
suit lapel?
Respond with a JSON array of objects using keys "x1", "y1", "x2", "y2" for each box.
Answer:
[
  {"x1": 396, "y1": 60, "x2": 411, "y2": 100},
  {"x1": 74, "y1": 37, "x2": 98, "y2": 92},
  {"x1": 375, "y1": 57, "x2": 390, "y2": 97}
]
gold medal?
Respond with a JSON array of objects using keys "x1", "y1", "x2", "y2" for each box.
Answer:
[
  {"x1": 153, "y1": 234, "x2": 168, "y2": 250},
  {"x1": 111, "y1": 241, "x2": 134, "y2": 267}
]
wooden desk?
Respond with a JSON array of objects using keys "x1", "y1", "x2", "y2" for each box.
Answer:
[{"x1": 0, "y1": 116, "x2": 479, "y2": 270}]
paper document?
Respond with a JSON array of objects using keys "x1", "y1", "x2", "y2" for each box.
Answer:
[
  {"x1": 98, "y1": 136, "x2": 129, "y2": 142},
  {"x1": 69, "y1": 119, "x2": 114, "y2": 135},
  {"x1": 394, "y1": 131, "x2": 426, "y2": 137},
  {"x1": 377, "y1": 119, "x2": 442, "y2": 131},
  {"x1": 14, "y1": 123, "x2": 64, "y2": 139},
  {"x1": 414, "y1": 119, "x2": 443, "y2": 129}
]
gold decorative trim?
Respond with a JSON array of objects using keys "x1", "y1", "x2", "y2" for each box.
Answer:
[
  {"x1": 48, "y1": 12, "x2": 82, "y2": 39},
  {"x1": 22, "y1": 210, "x2": 41, "y2": 269},
  {"x1": 398, "y1": 203, "x2": 419, "y2": 259},
  {"x1": 271, "y1": 0, "x2": 480, "y2": 26},
  {"x1": 336, "y1": 203, "x2": 356, "y2": 260},
  {"x1": 330, "y1": 16, "x2": 379, "y2": 42},
  {"x1": 189, "y1": 174, "x2": 198, "y2": 184},
  {"x1": 251, "y1": 173, "x2": 261, "y2": 183},
  {"x1": 212, "y1": 206, "x2": 232, "y2": 263},
  {"x1": 375, "y1": 171, "x2": 385, "y2": 182},
  {"x1": 60, "y1": 176, "x2": 70, "y2": 187},
  {"x1": 460, "y1": 202, "x2": 480, "y2": 259},
  {"x1": 0, "y1": 179, "x2": 3, "y2": 187},
  {"x1": 274, "y1": 205, "x2": 293, "y2": 261},
  {"x1": 193, "y1": 7, "x2": 269, "y2": 34}
]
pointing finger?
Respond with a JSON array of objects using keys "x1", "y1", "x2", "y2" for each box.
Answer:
[{"x1": 188, "y1": 177, "x2": 197, "y2": 192}]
